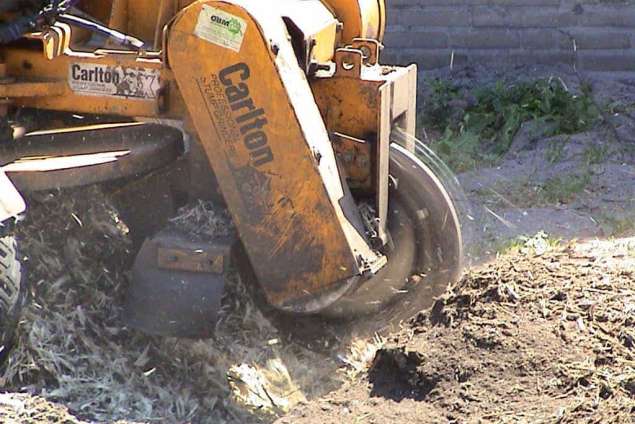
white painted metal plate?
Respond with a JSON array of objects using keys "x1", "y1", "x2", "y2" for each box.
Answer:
[{"x1": 0, "y1": 170, "x2": 25, "y2": 222}]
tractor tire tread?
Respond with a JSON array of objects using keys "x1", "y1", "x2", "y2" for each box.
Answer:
[{"x1": 0, "y1": 236, "x2": 25, "y2": 360}]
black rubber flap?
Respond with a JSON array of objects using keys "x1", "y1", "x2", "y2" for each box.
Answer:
[{"x1": 124, "y1": 230, "x2": 229, "y2": 338}]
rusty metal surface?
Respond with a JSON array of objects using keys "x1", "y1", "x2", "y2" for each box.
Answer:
[
  {"x1": 312, "y1": 58, "x2": 417, "y2": 242},
  {"x1": 0, "y1": 0, "x2": 428, "y2": 318},
  {"x1": 1, "y1": 122, "x2": 183, "y2": 192},
  {"x1": 331, "y1": 132, "x2": 372, "y2": 190},
  {"x1": 158, "y1": 246, "x2": 226, "y2": 274},
  {"x1": 280, "y1": 0, "x2": 338, "y2": 68},
  {"x1": 334, "y1": 48, "x2": 363, "y2": 79},
  {"x1": 26, "y1": 22, "x2": 72, "y2": 60},
  {"x1": 375, "y1": 82, "x2": 390, "y2": 243},
  {"x1": 2, "y1": 48, "x2": 184, "y2": 118},
  {"x1": 351, "y1": 38, "x2": 381, "y2": 66}
]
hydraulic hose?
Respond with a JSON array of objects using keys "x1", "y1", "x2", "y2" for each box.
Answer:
[{"x1": 57, "y1": 13, "x2": 145, "y2": 49}]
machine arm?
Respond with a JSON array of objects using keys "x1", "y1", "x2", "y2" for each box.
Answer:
[{"x1": 168, "y1": 0, "x2": 386, "y2": 311}]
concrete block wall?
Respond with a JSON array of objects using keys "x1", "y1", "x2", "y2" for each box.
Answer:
[{"x1": 383, "y1": 0, "x2": 635, "y2": 72}]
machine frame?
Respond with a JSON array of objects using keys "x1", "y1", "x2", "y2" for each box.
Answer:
[{"x1": 0, "y1": 1, "x2": 462, "y2": 338}]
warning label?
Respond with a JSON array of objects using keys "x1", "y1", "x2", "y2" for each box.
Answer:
[
  {"x1": 68, "y1": 63, "x2": 160, "y2": 99},
  {"x1": 194, "y1": 5, "x2": 247, "y2": 53}
]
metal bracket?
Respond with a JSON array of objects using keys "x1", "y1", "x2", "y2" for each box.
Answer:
[
  {"x1": 351, "y1": 38, "x2": 381, "y2": 66},
  {"x1": 158, "y1": 246, "x2": 226, "y2": 274},
  {"x1": 27, "y1": 22, "x2": 72, "y2": 60},
  {"x1": 334, "y1": 48, "x2": 363, "y2": 78}
]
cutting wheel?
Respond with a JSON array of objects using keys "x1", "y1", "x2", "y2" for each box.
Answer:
[{"x1": 322, "y1": 143, "x2": 463, "y2": 326}]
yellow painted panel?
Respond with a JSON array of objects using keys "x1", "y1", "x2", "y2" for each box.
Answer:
[
  {"x1": 321, "y1": 0, "x2": 384, "y2": 44},
  {"x1": 168, "y1": 0, "x2": 362, "y2": 307}
]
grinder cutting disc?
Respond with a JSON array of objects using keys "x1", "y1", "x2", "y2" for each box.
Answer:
[{"x1": 321, "y1": 143, "x2": 464, "y2": 330}]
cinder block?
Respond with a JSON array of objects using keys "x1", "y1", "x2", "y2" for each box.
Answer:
[
  {"x1": 520, "y1": 29, "x2": 568, "y2": 50},
  {"x1": 465, "y1": 49, "x2": 575, "y2": 67},
  {"x1": 557, "y1": 6, "x2": 580, "y2": 27},
  {"x1": 381, "y1": 51, "x2": 401, "y2": 65},
  {"x1": 566, "y1": 29, "x2": 632, "y2": 50},
  {"x1": 389, "y1": 0, "x2": 424, "y2": 7},
  {"x1": 383, "y1": 0, "x2": 632, "y2": 73},
  {"x1": 472, "y1": 6, "x2": 561, "y2": 28},
  {"x1": 386, "y1": 24, "x2": 408, "y2": 32},
  {"x1": 577, "y1": 50, "x2": 635, "y2": 71},
  {"x1": 516, "y1": 50, "x2": 576, "y2": 66},
  {"x1": 391, "y1": 0, "x2": 466, "y2": 6},
  {"x1": 399, "y1": 48, "x2": 453, "y2": 69},
  {"x1": 450, "y1": 29, "x2": 521, "y2": 49},
  {"x1": 464, "y1": 0, "x2": 560, "y2": 4},
  {"x1": 393, "y1": 7, "x2": 471, "y2": 27},
  {"x1": 575, "y1": 4, "x2": 635, "y2": 27},
  {"x1": 384, "y1": 30, "x2": 450, "y2": 49}
]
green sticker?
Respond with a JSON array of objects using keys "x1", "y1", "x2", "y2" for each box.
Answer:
[
  {"x1": 228, "y1": 18, "x2": 243, "y2": 36},
  {"x1": 195, "y1": 5, "x2": 247, "y2": 53}
]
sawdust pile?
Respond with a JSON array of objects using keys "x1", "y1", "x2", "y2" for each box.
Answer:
[
  {"x1": 278, "y1": 240, "x2": 635, "y2": 423},
  {"x1": 0, "y1": 392, "x2": 87, "y2": 423},
  {"x1": 0, "y1": 187, "x2": 362, "y2": 423},
  {"x1": 1, "y1": 187, "x2": 235, "y2": 422}
]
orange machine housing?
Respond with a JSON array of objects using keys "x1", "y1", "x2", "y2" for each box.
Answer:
[{"x1": 0, "y1": 0, "x2": 417, "y2": 311}]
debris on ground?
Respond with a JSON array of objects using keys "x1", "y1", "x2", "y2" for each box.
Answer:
[
  {"x1": 277, "y1": 239, "x2": 635, "y2": 423},
  {"x1": 0, "y1": 187, "x2": 368, "y2": 423},
  {"x1": 0, "y1": 393, "x2": 88, "y2": 424}
]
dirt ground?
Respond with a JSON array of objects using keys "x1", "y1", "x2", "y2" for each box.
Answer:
[
  {"x1": 277, "y1": 239, "x2": 635, "y2": 424},
  {"x1": 435, "y1": 65, "x2": 635, "y2": 258},
  {"x1": 0, "y1": 65, "x2": 634, "y2": 423}
]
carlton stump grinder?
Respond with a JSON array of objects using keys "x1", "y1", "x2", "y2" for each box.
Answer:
[{"x1": 0, "y1": 0, "x2": 463, "y2": 347}]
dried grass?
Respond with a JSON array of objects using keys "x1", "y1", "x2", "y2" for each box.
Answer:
[{"x1": 0, "y1": 187, "x2": 376, "y2": 423}]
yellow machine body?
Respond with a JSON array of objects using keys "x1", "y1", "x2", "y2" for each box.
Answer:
[
  {"x1": 0, "y1": 0, "x2": 426, "y2": 312},
  {"x1": 168, "y1": 1, "x2": 385, "y2": 308}
]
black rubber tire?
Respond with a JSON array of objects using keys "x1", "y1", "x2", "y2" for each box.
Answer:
[{"x1": 0, "y1": 235, "x2": 26, "y2": 360}]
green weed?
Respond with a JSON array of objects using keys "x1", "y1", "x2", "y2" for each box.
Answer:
[
  {"x1": 537, "y1": 173, "x2": 591, "y2": 204},
  {"x1": 594, "y1": 211, "x2": 635, "y2": 237},
  {"x1": 498, "y1": 231, "x2": 561, "y2": 255},
  {"x1": 433, "y1": 129, "x2": 498, "y2": 172},
  {"x1": 420, "y1": 79, "x2": 462, "y2": 130},
  {"x1": 545, "y1": 138, "x2": 568, "y2": 164},
  {"x1": 420, "y1": 78, "x2": 600, "y2": 172},
  {"x1": 583, "y1": 144, "x2": 609, "y2": 165}
]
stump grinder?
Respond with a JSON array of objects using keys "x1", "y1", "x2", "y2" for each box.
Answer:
[{"x1": 0, "y1": 0, "x2": 462, "y2": 342}]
